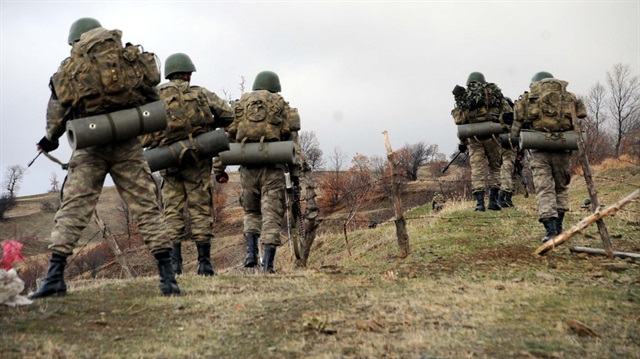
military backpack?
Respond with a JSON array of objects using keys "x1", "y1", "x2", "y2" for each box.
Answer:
[
  {"x1": 155, "y1": 82, "x2": 213, "y2": 147},
  {"x1": 230, "y1": 90, "x2": 290, "y2": 142},
  {"x1": 463, "y1": 82, "x2": 505, "y2": 123},
  {"x1": 51, "y1": 28, "x2": 160, "y2": 115},
  {"x1": 527, "y1": 78, "x2": 577, "y2": 132}
]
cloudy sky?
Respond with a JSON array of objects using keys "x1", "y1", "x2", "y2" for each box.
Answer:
[{"x1": 1, "y1": 0, "x2": 639, "y2": 196}]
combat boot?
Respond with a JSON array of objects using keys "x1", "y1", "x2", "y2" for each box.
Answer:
[
  {"x1": 261, "y1": 245, "x2": 276, "y2": 274},
  {"x1": 196, "y1": 242, "x2": 215, "y2": 276},
  {"x1": 541, "y1": 218, "x2": 558, "y2": 243},
  {"x1": 497, "y1": 190, "x2": 508, "y2": 208},
  {"x1": 487, "y1": 187, "x2": 502, "y2": 211},
  {"x1": 154, "y1": 251, "x2": 181, "y2": 296},
  {"x1": 243, "y1": 233, "x2": 260, "y2": 268},
  {"x1": 473, "y1": 191, "x2": 485, "y2": 212},
  {"x1": 556, "y1": 211, "x2": 566, "y2": 234},
  {"x1": 28, "y1": 253, "x2": 68, "y2": 299},
  {"x1": 504, "y1": 192, "x2": 514, "y2": 207},
  {"x1": 170, "y1": 242, "x2": 182, "y2": 275}
]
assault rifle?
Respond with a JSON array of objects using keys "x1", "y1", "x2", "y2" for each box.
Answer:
[
  {"x1": 28, "y1": 149, "x2": 68, "y2": 170},
  {"x1": 514, "y1": 150, "x2": 529, "y2": 198},
  {"x1": 441, "y1": 150, "x2": 469, "y2": 174}
]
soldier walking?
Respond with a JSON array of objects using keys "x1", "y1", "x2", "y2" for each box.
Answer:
[
  {"x1": 141, "y1": 53, "x2": 234, "y2": 276},
  {"x1": 31, "y1": 18, "x2": 180, "y2": 298}
]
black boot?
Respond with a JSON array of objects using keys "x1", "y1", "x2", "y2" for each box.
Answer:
[
  {"x1": 497, "y1": 190, "x2": 508, "y2": 208},
  {"x1": 196, "y1": 243, "x2": 215, "y2": 276},
  {"x1": 556, "y1": 211, "x2": 566, "y2": 234},
  {"x1": 28, "y1": 253, "x2": 68, "y2": 299},
  {"x1": 261, "y1": 245, "x2": 276, "y2": 274},
  {"x1": 170, "y1": 242, "x2": 182, "y2": 275},
  {"x1": 487, "y1": 187, "x2": 502, "y2": 211},
  {"x1": 541, "y1": 218, "x2": 558, "y2": 243},
  {"x1": 473, "y1": 191, "x2": 486, "y2": 212},
  {"x1": 243, "y1": 233, "x2": 260, "y2": 268},
  {"x1": 154, "y1": 251, "x2": 181, "y2": 296},
  {"x1": 504, "y1": 192, "x2": 514, "y2": 207}
]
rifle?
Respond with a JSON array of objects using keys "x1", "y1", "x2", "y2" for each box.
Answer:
[
  {"x1": 514, "y1": 150, "x2": 529, "y2": 198},
  {"x1": 441, "y1": 150, "x2": 468, "y2": 174},
  {"x1": 28, "y1": 149, "x2": 69, "y2": 170}
]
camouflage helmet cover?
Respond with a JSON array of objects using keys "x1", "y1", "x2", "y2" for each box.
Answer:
[
  {"x1": 68, "y1": 17, "x2": 102, "y2": 45},
  {"x1": 466, "y1": 72, "x2": 486, "y2": 85},
  {"x1": 252, "y1": 71, "x2": 281, "y2": 92},
  {"x1": 164, "y1": 53, "x2": 196, "y2": 79},
  {"x1": 531, "y1": 71, "x2": 554, "y2": 83},
  {"x1": 584, "y1": 198, "x2": 591, "y2": 206}
]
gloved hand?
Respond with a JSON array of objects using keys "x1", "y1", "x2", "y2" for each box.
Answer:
[
  {"x1": 215, "y1": 172, "x2": 229, "y2": 183},
  {"x1": 458, "y1": 143, "x2": 467, "y2": 153},
  {"x1": 37, "y1": 136, "x2": 59, "y2": 153}
]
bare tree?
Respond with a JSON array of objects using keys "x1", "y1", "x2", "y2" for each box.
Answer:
[
  {"x1": 397, "y1": 141, "x2": 440, "y2": 181},
  {"x1": 299, "y1": 131, "x2": 325, "y2": 170},
  {"x1": 606, "y1": 63, "x2": 640, "y2": 157},
  {"x1": 238, "y1": 75, "x2": 246, "y2": 96},
  {"x1": 328, "y1": 147, "x2": 346, "y2": 174},
  {"x1": 49, "y1": 172, "x2": 61, "y2": 193},
  {"x1": 3, "y1": 165, "x2": 26, "y2": 198},
  {"x1": 580, "y1": 83, "x2": 614, "y2": 164}
]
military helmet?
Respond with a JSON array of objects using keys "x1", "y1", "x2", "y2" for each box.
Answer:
[
  {"x1": 252, "y1": 71, "x2": 281, "y2": 93},
  {"x1": 466, "y1": 72, "x2": 486, "y2": 85},
  {"x1": 584, "y1": 198, "x2": 591, "y2": 206},
  {"x1": 531, "y1": 71, "x2": 554, "y2": 83},
  {"x1": 164, "y1": 53, "x2": 196, "y2": 79},
  {"x1": 68, "y1": 17, "x2": 102, "y2": 45}
]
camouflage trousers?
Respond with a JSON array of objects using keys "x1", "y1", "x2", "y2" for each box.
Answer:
[
  {"x1": 239, "y1": 166, "x2": 286, "y2": 247},
  {"x1": 500, "y1": 147, "x2": 516, "y2": 193},
  {"x1": 160, "y1": 159, "x2": 213, "y2": 244},
  {"x1": 468, "y1": 136, "x2": 502, "y2": 192},
  {"x1": 530, "y1": 150, "x2": 571, "y2": 220},
  {"x1": 49, "y1": 138, "x2": 171, "y2": 256}
]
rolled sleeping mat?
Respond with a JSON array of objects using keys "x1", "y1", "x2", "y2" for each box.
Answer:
[
  {"x1": 498, "y1": 133, "x2": 520, "y2": 149},
  {"x1": 457, "y1": 122, "x2": 506, "y2": 140},
  {"x1": 219, "y1": 141, "x2": 296, "y2": 166},
  {"x1": 66, "y1": 101, "x2": 167, "y2": 150},
  {"x1": 144, "y1": 129, "x2": 230, "y2": 172},
  {"x1": 519, "y1": 130, "x2": 584, "y2": 151}
]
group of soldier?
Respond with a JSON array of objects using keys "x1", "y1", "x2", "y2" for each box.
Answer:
[
  {"x1": 29, "y1": 18, "x2": 301, "y2": 299},
  {"x1": 449, "y1": 71, "x2": 587, "y2": 244}
]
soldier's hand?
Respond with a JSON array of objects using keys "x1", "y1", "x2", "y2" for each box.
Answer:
[
  {"x1": 37, "y1": 136, "x2": 59, "y2": 153},
  {"x1": 215, "y1": 172, "x2": 229, "y2": 184},
  {"x1": 458, "y1": 143, "x2": 467, "y2": 153}
]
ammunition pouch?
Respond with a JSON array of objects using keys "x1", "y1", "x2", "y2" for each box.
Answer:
[
  {"x1": 457, "y1": 121, "x2": 507, "y2": 140},
  {"x1": 219, "y1": 141, "x2": 296, "y2": 166},
  {"x1": 66, "y1": 101, "x2": 167, "y2": 150},
  {"x1": 519, "y1": 129, "x2": 585, "y2": 151},
  {"x1": 144, "y1": 129, "x2": 229, "y2": 172}
]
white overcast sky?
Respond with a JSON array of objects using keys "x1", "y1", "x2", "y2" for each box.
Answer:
[{"x1": 1, "y1": 0, "x2": 639, "y2": 196}]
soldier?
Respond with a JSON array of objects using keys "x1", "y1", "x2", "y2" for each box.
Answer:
[
  {"x1": 498, "y1": 97, "x2": 517, "y2": 208},
  {"x1": 31, "y1": 18, "x2": 180, "y2": 298},
  {"x1": 432, "y1": 192, "x2": 445, "y2": 212},
  {"x1": 141, "y1": 53, "x2": 234, "y2": 276},
  {"x1": 453, "y1": 72, "x2": 512, "y2": 211},
  {"x1": 226, "y1": 71, "x2": 299, "y2": 273},
  {"x1": 511, "y1": 71, "x2": 587, "y2": 242}
]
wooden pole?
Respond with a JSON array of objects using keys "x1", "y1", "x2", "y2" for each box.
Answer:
[
  {"x1": 569, "y1": 246, "x2": 640, "y2": 260},
  {"x1": 92, "y1": 210, "x2": 134, "y2": 279},
  {"x1": 382, "y1": 131, "x2": 410, "y2": 258},
  {"x1": 571, "y1": 107, "x2": 613, "y2": 257},
  {"x1": 534, "y1": 189, "x2": 640, "y2": 255}
]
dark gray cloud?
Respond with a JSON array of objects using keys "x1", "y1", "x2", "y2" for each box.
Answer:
[{"x1": 1, "y1": 1, "x2": 638, "y2": 195}]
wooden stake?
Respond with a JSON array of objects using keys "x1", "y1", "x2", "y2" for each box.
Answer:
[
  {"x1": 571, "y1": 107, "x2": 613, "y2": 257},
  {"x1": 534, "y1": 189, "x2": 640, "y2": 255},
  {"x1": 382, "y1": 131, "x2": 410, "y2": 258},
  {"x1": 93, "y1": 210, "x2": 134, "y2": 279}
]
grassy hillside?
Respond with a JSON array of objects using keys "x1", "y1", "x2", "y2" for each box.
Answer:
[{"x1": 1, "y1": 163, "x2": 639, "y2": 358}]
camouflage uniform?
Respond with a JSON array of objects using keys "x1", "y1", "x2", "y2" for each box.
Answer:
[
  {"x1": 432, "y1": 193, "x2": 445, "y2": 212},
  {"x1": 512, "y1": 73, "x2": 587, "y2": 242},
  {"x1": 500, "y1": 147, "x2": 516, "y2": 195},
  {"x1": 142, "y1": 62, "x2": 234, "y2": 275},
  {"x1": 30, "y1": 19, "x2": 180, "y2": 299}
]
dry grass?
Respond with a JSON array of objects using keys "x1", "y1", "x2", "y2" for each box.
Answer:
[{"x1": 1, "y1": 165, "x2": 639, "y2": 358}]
